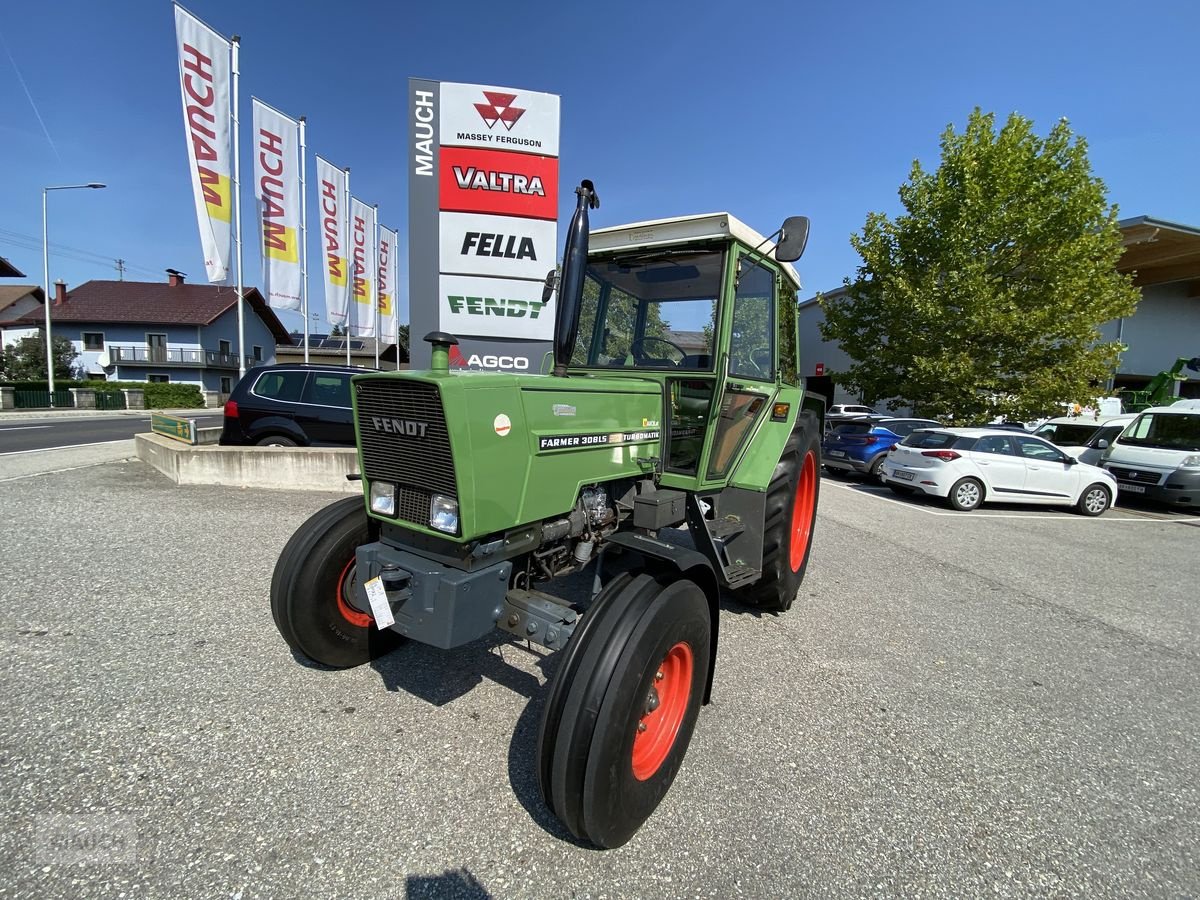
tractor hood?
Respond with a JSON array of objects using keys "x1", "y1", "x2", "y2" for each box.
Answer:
[{"x1": 351, "y1": 370, "x2": 663, "y2": 541}]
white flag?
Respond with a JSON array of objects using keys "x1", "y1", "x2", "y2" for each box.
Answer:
[
  {"x1": 315, "y1": 156, "x2": 350, "y2": 326},
  {"x1": 348, "y1": 197, "x2": 377, "y2": 338},
  {"x1": 378, "y1": 225, "x2": 399, "y2": 344},
  {"x1": 251, "y1": 99, "x2": 302, "y2": 310},
  {"x1": 174, "y1": 5, "x2": 232, "y2": 283}
]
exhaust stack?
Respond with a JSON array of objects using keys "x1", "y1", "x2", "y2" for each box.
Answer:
[{"x1": 551, "y1": 179, "x2": 599, "y2": 377}]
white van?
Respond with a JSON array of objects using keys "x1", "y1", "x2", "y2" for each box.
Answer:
[
  {"x1": 1100, "y1": 399, "x2": 1200, "y2": 509},
  {"x1": 1033, "y1": 413, "x2": 1136, "y2": 466}
]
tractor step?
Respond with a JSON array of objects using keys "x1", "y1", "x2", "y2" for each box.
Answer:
[
  {"x1": 722, "y1": 564, "x2": 760, "y2": 589},
  {"x1": 707, "y1": 516, "x2": 745, "y2": 541}
]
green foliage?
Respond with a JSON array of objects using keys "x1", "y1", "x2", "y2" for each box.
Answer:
[
  {"x1": 0, "y1": 379, "x2": 204, "y2": 408},
  {"x1": 819, "y1": 109, "x2": 1139, "y2": 423},
  {"x1": 0, "y1": 334, "x2": 82, "y2": 381}
]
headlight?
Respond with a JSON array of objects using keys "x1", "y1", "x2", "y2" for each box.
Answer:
[
  {"x1": 370, "y1": 481, "x2": 396, "y2": 516},
  {"x1": 430, "y1": 494, "x2": 459, "y2": 533},
  {"x1": 1180, "y1": 455, "x2": 1200, "y2": 469}
]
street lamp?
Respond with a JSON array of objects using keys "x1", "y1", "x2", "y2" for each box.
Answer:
[{"x1": 43, "y1": 182, "x2": 106, "y2": 405}]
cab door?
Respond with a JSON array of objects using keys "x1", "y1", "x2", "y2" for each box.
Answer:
[{"x1": 698, "y1": 253, "x2": 777, "y2": 485}]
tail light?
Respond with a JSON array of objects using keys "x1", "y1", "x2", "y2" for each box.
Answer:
[
  {"x1": 921, "y1": 449, "x2": 960, "y2": 462},
  {"x1": 223, "y1": 399, "x2": 239, "y2": 418},
  {"x1": 886, "y1": 444, "x2": 897, "y2": 453}
]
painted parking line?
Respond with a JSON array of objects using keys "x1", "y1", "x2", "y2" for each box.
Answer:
[
  {"x1": 0, "y1": 425, "x2": 51, "y2": 431},
  {"x1": 821, "y1": 478, "x2": 1193, "y2": 523}
]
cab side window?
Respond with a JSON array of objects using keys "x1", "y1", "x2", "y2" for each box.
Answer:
[
  {"x1": 729, "y1": 259, "x2": 774, "y2": 381},
  {"x1": 974, "y1": 435, "x2": 1016, "y2": 455}
]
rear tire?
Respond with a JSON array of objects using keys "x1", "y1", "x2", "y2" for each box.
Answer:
[
  {"x1": 736, "y1": 413, "x2": 820, "y2": 612},
  {"x1": 270, "y1": 496, "x2": 403, "y2": 668},
  {"x1": 947, "y1": 477, "x2": 984, "y2": 512},
  {"x1": 257, "y1": 435, "x2": 297, "y2": 447},
  {"x1": 1076, "y1": 483, "x2": 1111, "y2": 517},
  {"x1": 868, "y1": 455, "x2": 886, "y2": 483},
  {"x1": 538, "y1": 573, "x2": 710, "y2": 849}
]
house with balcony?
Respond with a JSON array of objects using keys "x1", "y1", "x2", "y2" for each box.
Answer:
[{"x1": 19, "y1": 272, "x2": 290, "y2": 395}]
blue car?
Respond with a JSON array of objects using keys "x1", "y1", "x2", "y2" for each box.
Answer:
[{"x1": 822, "y1": 417, "x2": 942, "y2": 481}]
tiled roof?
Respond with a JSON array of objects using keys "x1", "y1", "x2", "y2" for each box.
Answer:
[
  {"x1": 0, "y1": 284, "x2": 44, "y2": 324},
  {"x1": 19, "y1": 280, "x2": 291, "y2": 342}
]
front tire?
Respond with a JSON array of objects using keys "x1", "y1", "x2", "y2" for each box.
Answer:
[
  {"x1": 1076, "y1": 483, "x2": 1111, "y2": 517},
  {"x1": 736, "y1": 413, "x2": 820, "y2": 612},
  {"x1": 270, "y1": 496, "x2": 403, "y2": 668},
  {"x1": 947, "y1": 477, "x2": 984, "y2": 511},
  {"x1": 257, "y1": 435, "x2": 297, "y2": 447},
  {"x1": 538, "y1": 573, "x2": 710, "y2": 849}
]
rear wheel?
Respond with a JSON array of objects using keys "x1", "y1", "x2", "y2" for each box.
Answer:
[
  {"x1": 736, "y1": 413, "x2": 821, "y2": 612},
  {"x1": 538, "y1": 573, "x2": 710, "y2": 849},
  {"x1": 1076, "y1": 483, "x2": 1111, "y2": 516},
  {"x1": 257, "y1": 435, "x2": 297, "y2": 447},
  {"x1": 947, "y1": 477, "x2": 984, "y2": 511},
  {"x1": 868, "y1": 455, "x2": 886, "y2": 483},
  {"x1": 270, "y1": 496, "x2": 403, "y2": 667}
]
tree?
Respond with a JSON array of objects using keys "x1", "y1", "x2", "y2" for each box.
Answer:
[
  {"x1": 819, "y1": 109, "x2": 1139, "y2": 423},
  {"x1": 1, "y1": 334, "x2": 82, "y2": 381},
  {"x1": 330, "y1": 323, "x2": 345, "y2": 337}
]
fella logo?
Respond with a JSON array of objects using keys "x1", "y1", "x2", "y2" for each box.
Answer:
[{"x1": 474, "y1": 92, "x2": 525, "y2": 131}]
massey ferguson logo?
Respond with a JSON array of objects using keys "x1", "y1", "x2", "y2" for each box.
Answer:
[
  {"x1": 474, "y1": 92, "x2": 525, "y2": 131},
  {"x1": 370, "y1": 416, "x2": 428, "y2": 438}
]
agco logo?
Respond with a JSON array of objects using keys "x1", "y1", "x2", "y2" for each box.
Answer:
[
  {"x1": 474, "y1": 92, "x2": 525, "y2": 131},
  {"x1": 449, "y1": 347, "x2": 530, "y2": 371}
]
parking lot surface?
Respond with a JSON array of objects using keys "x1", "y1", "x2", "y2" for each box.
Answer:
[{"x1": 0, "y1": 458, "x2": 1196, "y2": 898}]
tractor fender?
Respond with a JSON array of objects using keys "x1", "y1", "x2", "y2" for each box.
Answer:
[{"x1": 601, "y1": 531, "x2": 720, "y2": 704}]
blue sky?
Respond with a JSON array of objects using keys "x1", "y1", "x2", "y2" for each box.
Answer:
[{"x1": 2, "y1": 0, "x2": 1197, "y2": 335}]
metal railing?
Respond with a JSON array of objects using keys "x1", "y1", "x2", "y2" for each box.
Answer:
[
  {"x1": 107, "y1": 346, "x2": 254, "y2": 370},
  {"x1": 14, "y1": 390, "x2": 74, "y2": 409},
  {"x1": 95, "y1": 391, "x2": 127, "y2": 410}
]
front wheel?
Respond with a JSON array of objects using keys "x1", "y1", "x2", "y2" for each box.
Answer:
[
  {"x1": 270, "y1": 496, "x2": 403, "y2": 667},
  {"x1": 947, "y1": 477, "x2": 984, "y2": 512},
  {"x1": 538, "y1": 573, "x2": 710, "y2": 849},
  {"x1": 736, "y1": 413, "x2": 821, "y2": 612},
  {"x1": 1075, "y1": 483, "x2": 1111, "y2": 517}
]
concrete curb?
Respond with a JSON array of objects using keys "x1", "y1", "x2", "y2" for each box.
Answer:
[
  {"x1": 135, "y1": 433, "x2": 360, "y2": 493},
  {"x1": 0, "y1": 408, "x2": 213, "y2": 422}
]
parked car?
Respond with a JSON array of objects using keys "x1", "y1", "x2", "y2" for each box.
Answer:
[
  {"x1": 827, "y1": 404, "x2": 878, "y2": 418},
  {"x1": 881, "y1": 427, "x2": 1117, "y2": 515},
  {"x1": 1033, "y1": 414, "x2": 1136, "y2": 466},
  {"x1": 822, "y1": 417, "x2": 942, "y2": 481},
  {"x1": 219, "y1": 363, "x2": 372, "y2": 448},
  {"x1": 1100, "y1": 399, "x2": 1200, "y2": 509}
]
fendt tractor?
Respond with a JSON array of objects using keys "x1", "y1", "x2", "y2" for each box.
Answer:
[{"x1": 271, "y1": 181, "x2": 823, "y2": 848}]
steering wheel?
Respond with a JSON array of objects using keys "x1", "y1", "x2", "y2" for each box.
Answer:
[
  {"x1": 630, "y1": 336, "x2": 687, "y2": 367},
  {"x1": 749, "y1": 346, "x2": 772, "y2": 373}
]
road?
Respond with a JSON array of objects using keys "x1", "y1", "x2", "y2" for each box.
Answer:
[
  {"x1": 0, "y1": 457, "x2": 1196, "y2": 898},
  {"x1": 0, "y1": 414, "x2": 223, "y2": 455}
]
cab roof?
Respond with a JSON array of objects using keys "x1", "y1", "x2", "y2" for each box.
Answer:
[{"x1": 590, "y1": 212, "x2": 802, "y2": 291}]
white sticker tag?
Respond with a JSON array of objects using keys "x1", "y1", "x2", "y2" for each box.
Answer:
[{"x1": 363, "y1": 576, "x2": 395, "y2": 629}]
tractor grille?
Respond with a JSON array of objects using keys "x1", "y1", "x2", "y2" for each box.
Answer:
[{"x1": 355, "y1": 379, "x2": 457, "y2": 527}]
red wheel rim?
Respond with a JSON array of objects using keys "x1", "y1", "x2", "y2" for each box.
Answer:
[
  {"x1": 333, "y1": 558, "x2": 372, "y2": 628},
  {"x1": 631, "y1": 641, "x2": 694, "y2": 781},
  {"x1": 788, "y1": 450, "x2": 817, "y2": 573}
]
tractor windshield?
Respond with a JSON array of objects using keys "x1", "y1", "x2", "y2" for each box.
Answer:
[{"x1": 571, "y1": 247, "x2": 725, "y2": 370}]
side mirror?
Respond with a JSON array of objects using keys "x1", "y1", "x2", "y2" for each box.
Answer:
[
  {"x1": 1096, "y1": 439, "x2": 1109, "y2": 450},
  {"x1": 774, "y1": 216, "x2": 810, "y2": 262},
  {"x1": 1064, "y1": 456, "x2": 1078, "y2": 465},
  {"x1": 541, "y1": 268, "x2": 558, "y2": 304}
]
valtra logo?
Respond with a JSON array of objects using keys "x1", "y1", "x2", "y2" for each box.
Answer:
[{"x1": 474, "y1": 92, "x2": 526, "y2": 131}]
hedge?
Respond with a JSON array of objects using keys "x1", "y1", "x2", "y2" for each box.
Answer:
[{"x1": 1, "y1": 380, "x2": 205, "y2": 409}]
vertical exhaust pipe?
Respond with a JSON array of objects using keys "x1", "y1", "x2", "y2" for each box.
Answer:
[{"x1": 552, "y1": 179, "x2": 599, "y2": 377}]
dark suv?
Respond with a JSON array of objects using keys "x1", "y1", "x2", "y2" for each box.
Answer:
[{"x1": 219, "y1": 364, "x2": 372, "y2": 447}]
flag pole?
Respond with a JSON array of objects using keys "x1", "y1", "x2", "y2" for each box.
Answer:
[
  {"x1": 374, "y1": 204, "x2": 381, "y2": 370},
  {"x1": 231, "y1": 34, "x2": 246, "y2": 379},
  {"x1": 344, "y1": 167, "x2": 351, "y2": 367},
  {"x1": 299, "y1": 116, "x2": 309, "y2": 364}
]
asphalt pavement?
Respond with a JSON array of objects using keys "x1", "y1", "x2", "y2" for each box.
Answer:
[
  {"x1": 0, "y1": 457, "x2": 1196, "y2": 898},
  {"x1": 0, "y1": 412, "x2": 223, "y2": 454}
]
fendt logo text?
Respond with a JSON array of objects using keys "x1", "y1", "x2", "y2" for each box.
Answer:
[
  {"x1": 447, "y1": 296, "x2": 545, "y2": 319},
  {"x1": 474, "y1": 92, "x2": 525, "y2": 131},
  {"x1": 370, "y1": 416, "x2": 428, "y2": 438}
]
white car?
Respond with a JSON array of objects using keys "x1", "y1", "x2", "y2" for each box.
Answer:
[{"x1": 881, "y1": 427, "x2": 1118, "y2": 515}]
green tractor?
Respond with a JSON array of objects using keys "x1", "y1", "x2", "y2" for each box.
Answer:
[{"x1": 271, "y1": 181, "x2": 822, "y2": 848}]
